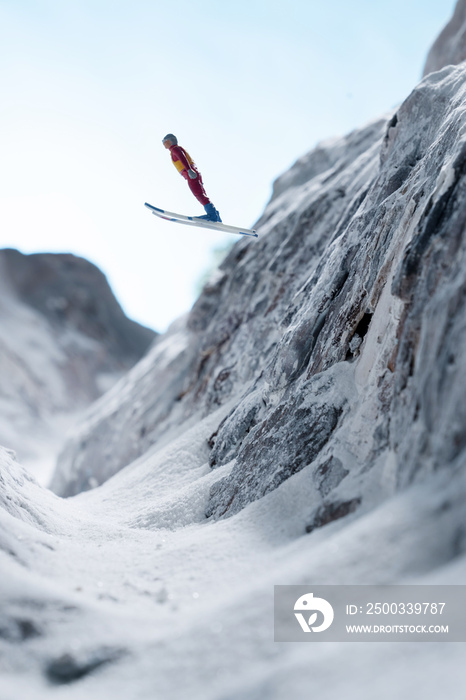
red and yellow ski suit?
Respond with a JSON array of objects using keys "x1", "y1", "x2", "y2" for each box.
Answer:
[{"x1": 169, "y1": 145, "x2": 211, "y2": 206}]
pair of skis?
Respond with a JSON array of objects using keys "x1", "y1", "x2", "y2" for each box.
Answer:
[{"x1": 144, "y1": 203, "x2": 258, "y2": 238}]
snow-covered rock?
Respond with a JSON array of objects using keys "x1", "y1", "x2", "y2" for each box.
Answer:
[
  {"x1": 424, "y1": 0, "x2": 466, "y2": 76},
  {"x1": 205, "y1": 64, "x2": 466, "y2": 520},
  {"x1": 0, "y1": 249, "x2": 156, "y2": 481}
]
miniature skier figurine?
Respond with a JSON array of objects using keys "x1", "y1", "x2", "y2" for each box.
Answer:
[{"x1": 162, "y1": 134, "x2": 222, "y2": 222}]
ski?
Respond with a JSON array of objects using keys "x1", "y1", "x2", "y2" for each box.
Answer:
[{"x1": 144, "y1": 203, "x2": 258, "y2": 238}]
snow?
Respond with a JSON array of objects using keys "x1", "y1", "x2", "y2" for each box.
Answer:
[
  {"x1": 0, "y1": 281, "x2": 84, "y2": 483},
  {"x1": 1, "y1": 418, "x2": 466, "y2": 700}
]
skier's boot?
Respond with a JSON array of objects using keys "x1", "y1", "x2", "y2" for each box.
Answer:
[{"x1": 198, "y1": 202, "x2": 222, "y2": 222}]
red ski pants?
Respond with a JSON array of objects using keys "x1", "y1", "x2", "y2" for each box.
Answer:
[{"x1": 181, "y1": 168, "x2": 211, "y2": 206}]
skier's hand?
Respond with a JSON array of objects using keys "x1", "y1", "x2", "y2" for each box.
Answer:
[{"x1": 187, "y1": 169, "x2": 197, "y2": 180}]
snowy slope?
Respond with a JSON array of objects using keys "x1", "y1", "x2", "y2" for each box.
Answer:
[
  {"x1": 2, "y1": 428, "x2": 466, "y2": 699},
  {"x1": 2, "y1": 6, "x2": 466, "y2": 699},
  {"x1": 0, "y1": 249, "x2": 156, "y2": 483}
]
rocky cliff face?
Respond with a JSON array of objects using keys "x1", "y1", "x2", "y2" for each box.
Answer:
[
  {"x1": 424, "y1": 0, "x2": 466, "y2": 76},
  {"x1": 0, "y1": 249, "x2": 156, "y2": 477}
]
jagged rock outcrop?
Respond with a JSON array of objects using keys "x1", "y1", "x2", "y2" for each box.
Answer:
[
  {"x1": 206, "y1": 64, "x2": 466, "y2": 519},
  {"x1": 0, "y1": 249, "x2": 156, "y2": 474},
  {"x1": 424, "y1": 0, "x2": 466, "y2": 76}
]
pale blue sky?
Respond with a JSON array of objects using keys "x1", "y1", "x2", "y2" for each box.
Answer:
[{"x1": 0, "y1": 0, "x2": 457, "y2": 331}]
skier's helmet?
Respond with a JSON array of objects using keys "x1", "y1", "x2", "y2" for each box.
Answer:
[{"x1": 162, "y1": 133, "x2": 178, "y2": 146}]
